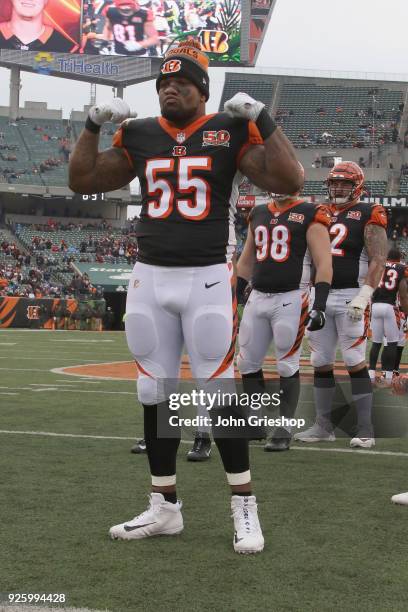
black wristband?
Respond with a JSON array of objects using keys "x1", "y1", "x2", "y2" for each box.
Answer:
[
  {"x1": 255, "y1": 108, "x2": 277, "y2": 140},
  {"x1": 85, "y1": 116, "x2": 101, "y2": 134},
  {"x1": 312, "y1": 282, "x2": 331, "y2": 312},
  {"x1": 237, "y1": 276, "x2": 248, "y2": 301}
]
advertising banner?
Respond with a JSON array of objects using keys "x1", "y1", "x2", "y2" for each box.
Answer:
[{"x1": 0, "y1": 0, "x2": 242, "y2": 63}]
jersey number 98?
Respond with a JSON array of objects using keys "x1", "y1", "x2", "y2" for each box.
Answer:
[{"x1": 255, "y1": 224, "x2": 290, "y2": 262}]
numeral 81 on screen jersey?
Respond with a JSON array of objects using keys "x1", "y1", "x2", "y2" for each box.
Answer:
[
  {"x1": 145, "y1": 157, "x2": 212, "y2": 220},
  {"x1": 255, "y1": 224, "x2": 290, "y2": 262}
]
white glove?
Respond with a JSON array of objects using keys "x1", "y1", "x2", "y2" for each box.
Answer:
[
  {"x1": 347, "y1": 285, "x2": 374, "y2": 322},
  {"x1": 88, "y1": 98, "x2": 134, "y2": 125},
  {"x1": 123, "y1": 40, "x2": 143, "y2": 52},
  {"x1": 224, "y1": 92, "x2": 264, "y2": 122}
]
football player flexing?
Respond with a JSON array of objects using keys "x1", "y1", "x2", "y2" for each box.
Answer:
[
  {"x1": 295, "y1": 162, "x2": 388, "y2": 449},
  {"x1": 69, "y1": 40, "x2": 303, "y2": 554},
  {"x1": 369, "y1": 248, "x2": 408, "y2": 386},
  {"x1": 101, "y1": 0, "x2": 158, "y2": 56},
  {"x1": 236, "y1": 189, "x2": 333, "y2": 451}
]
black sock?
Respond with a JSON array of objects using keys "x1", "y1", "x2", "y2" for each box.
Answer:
[
  {"x1": 241, "y1": 369, "x2": 265, "y2": 417},
  {"x1": 369, "y1": 342, "x2": 382, "y2": 371},
  {"x1": 279, "y1": 370, "x2": 300, "y2": 421},
  {"x1": 313, "y1": 370, "x2": 335, "y2": 429},
  {"x1": 162, "y1": 491, "x2": 177, "y2": 504},
  {"x1": 395, "y1": 346, "x2": 404, "y2": 372},
  {"x1": 232, "y1": 491, "x2": 252, "y2": 497},
  {"x1": 349, "y1": 368, "x2": 373, "y2": 438},
  {"x1": 382, "y1": 342, "x2": 398, "y2": 374},
  {"x1": 144, "y1": 403, "x2": 180, "y2": 479},
  {"x1": 212, "y1": 405, "x2": 250, "y2": 474},
  {"x1": 241, "y1": 369, "x2": 265, "y2": 391}
]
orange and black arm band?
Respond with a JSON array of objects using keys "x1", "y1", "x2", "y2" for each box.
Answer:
[{"x1": 255, "y1": 108, "x2": 277, "y2": 140}]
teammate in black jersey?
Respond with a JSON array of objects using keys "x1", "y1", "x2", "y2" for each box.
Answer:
[
  {"x1": 295, "y1": 162, "x2": 388, "y2": 449},
  {"x1": 369, "y1": 248, "x2": 408, "y2": 386},
  {"x1": 101, "y1": 0, "x2": 158, "y2": 56},
  {"x1": 0, "y1": 0, "x2": 74, "y2": 52},
  {"x1": 236, "y1": 191, "x2": 332, "y2": 451},
  {"x1": 69, "y1": 40, "x2": 303, "y2": 554}
]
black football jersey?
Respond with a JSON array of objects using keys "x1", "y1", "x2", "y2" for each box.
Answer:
[
  {"x1": 373, "y1": 262, "x2": 407, "y2": 305},
  {"x1": 328, "y1": 202, "x2": 387, "y2": 289},
  {"x1": 106, "y1": 6, "x2": 152, "y2": 55},
  {"x1": 0, "y1": 23, "x2": 74, "y2": 52},
  {"x1": 113, "y1": 113, "x2": 263, "y2": 266},
  {"x1": 249, "y1": 200, "x2": 331, "y2": 293}
]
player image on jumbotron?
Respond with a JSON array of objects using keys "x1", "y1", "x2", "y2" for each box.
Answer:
[
  {"x1": 83, "y1": 0, "x2": 240, "y2": 60},
  {"x1": 0, "y1": 0, "x2": 78, "y2": 52}
]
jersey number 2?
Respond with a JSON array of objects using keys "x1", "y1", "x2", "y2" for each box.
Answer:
[
  {"x1": 330, "y1": 223, "x2": 348, "y2": 256},
  {"x1": 146, "y1": 157, "x2": 212, "y2": 220}
]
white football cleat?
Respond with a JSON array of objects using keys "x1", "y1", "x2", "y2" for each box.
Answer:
[
  {"x1": 294, "y1": 422, "x2": 336, "y2": 443},
  {"x1": 109, "y1": 493, "x2": 183, "y2": 540},
  {"x1": 350, "y1": 437, "x2": 375, "y2": 449},
  {"x1": 391, "y1": 492, "x2": 408, "y2": 506},
  {"x1": 231, "y1": 495, "x2": 264, "y2": 554}
]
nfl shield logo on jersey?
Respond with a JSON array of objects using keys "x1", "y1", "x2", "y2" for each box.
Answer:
[{"x1": 176, "y1": 132, "x2": 186, "y2": 144}]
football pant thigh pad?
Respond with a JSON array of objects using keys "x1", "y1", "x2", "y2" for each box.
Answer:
[
  {"x1": 192, "y1": 308, "x2": 232, "y2": 360},
  {"x1": 137, "y1": 376, "x2": 164, "y2": 406},
  {"x1": 125, "y1": 308, "x2": 159, "y2": 358},
  {"x1": 273, "y1": 320, "x2": 297, "y2": 352}
]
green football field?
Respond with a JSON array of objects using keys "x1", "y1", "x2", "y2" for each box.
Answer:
[{"x1": 1, "y1": 330, "x2": 408, "y2": 612}]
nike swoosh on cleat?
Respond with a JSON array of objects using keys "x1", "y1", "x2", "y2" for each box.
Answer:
[
  {"x1": 282, "y1": 303, "x2": 291, "y2": 307},
  {"x1": 234, "y1": 533, "x2": 244, "y2": 543},
  {"x1": 124, "y1": 522, "x2": 157, "y2": 532},
  {"x1": 205, "y1": 281, "x2": 221, "y2": 289},
  {"x1": 345, "y1": 300, "x2": 351, "y2": 304}
]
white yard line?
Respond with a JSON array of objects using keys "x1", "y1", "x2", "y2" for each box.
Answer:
[
  {"x1": 0, "y1": 368, "x2": 50, "y2": 372},
  {"x1": 50, "y1": 339, "x2": 114, "y2": 343},
  {"x1": 0, "y1": 429, "x2": 407, "y2": 457}
]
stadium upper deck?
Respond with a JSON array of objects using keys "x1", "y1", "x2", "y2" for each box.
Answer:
[{"x1": 0, "y1": 73, "x2": 407, "y2": 196}]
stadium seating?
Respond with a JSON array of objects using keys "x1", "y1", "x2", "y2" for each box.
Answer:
[
  {"x1": 277, "y1": 83, "x2": 402, "y2": 148},
  {"x1": 399, "y1": 177, "x2": 408, "y2": 195},
  {"x1": 0, "y1": 117, "x2": 71, "y2": 186},
  {"x1": 302, "y1": 180, "x2": 388, "y2": 197},
  {"x1": 15, "y1": 223, "x2": 134, "y2": 266},
  {"x1": 0, "y1": 117, "x2": 44, "y2": 185},
  {"x1": 218, "y1": 74, "x2": 275, "y2": 113}
]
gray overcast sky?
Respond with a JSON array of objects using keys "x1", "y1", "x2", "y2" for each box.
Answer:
[{"x1": 0, "y1": 0, "x2": 407, "y2": 117}]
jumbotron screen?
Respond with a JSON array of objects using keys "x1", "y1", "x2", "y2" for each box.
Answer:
[{"x1": 0, "y1": 0, "x2": 242, "y2": 63}]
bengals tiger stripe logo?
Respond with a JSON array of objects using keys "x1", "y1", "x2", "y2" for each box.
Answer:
[
  {"x1": 161, "y1": 59, "x2": 181, "y2": 74},
  {"x1": 199, "y1": 30, "x2": 229, "y2": 54}
]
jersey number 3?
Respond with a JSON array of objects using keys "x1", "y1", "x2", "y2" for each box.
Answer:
[
  {"x1": 379, "y1": 268, "x2": 398, "y2": 290},
  {"x1": 146, "y1": 157, "x2": 212, "y2": 220}
]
